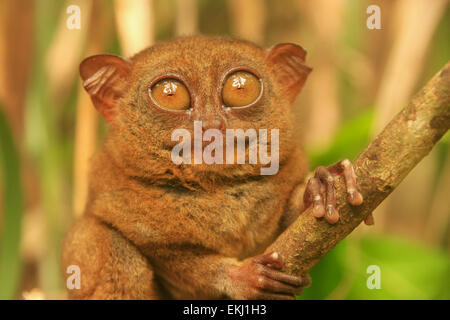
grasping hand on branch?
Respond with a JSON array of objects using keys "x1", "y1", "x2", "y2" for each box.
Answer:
[{"x1": 268, "y1": 62, "x2": 450, "y2": 277}]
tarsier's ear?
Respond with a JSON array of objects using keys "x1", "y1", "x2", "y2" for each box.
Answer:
[
  {"x1": 266, "y1": 43, "x2": 312, "y2": 102},
  {"x1": 79, "y1": 54, "x2": 131, "y2": 123}
]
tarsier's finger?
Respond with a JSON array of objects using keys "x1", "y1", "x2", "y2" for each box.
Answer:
[
  {"x1": 315, "y1": 166, "x2": 339, "y2": 224},
  {"x1": 253, "y1": 252, "x2": 283, "y2": 269},
  {"x1": 256, "y1": 276, "x2": 303, "y2": 295},
  {"x1": 364, "y1": 213, "x2": 375, "y2": 225},
  {"x1": 319, "y1": 182, "x2": 326, "y2": 196},
  {"x1": 339, "y1": 159, "x2": 364, "y2": 206},
  {"x1": 260, "y1": 266, "x2": 304, "y2": 287},
  {"x1": 302, "y1": 274, "x2": 312, "y2": 287},
  {"x1": 306, "y1": 177, "x2": 326, "y2": 218},
  {"x1": 256, "y1": 292, "x2": 296, "y2": 300}
]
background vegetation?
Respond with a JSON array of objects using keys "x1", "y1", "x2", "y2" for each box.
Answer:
[{"x1": 0, "y1": 0, "x2": 448, "y2": 299}]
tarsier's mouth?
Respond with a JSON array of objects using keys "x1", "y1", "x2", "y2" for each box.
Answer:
[
  {"x1": 162, "y1": 137, "x2": 263, "y2": 150},
  {"x1": 163, "y1": 121, "x2": 280, "y2": 175}
]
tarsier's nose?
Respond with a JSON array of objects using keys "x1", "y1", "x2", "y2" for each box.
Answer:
[{"x1": 201, "y1": 118, "x2": 226, "y2": 133}]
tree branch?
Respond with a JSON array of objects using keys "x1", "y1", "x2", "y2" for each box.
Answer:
[{"x1": 268, "y1": 62, "x2": 450, "y2": 276}]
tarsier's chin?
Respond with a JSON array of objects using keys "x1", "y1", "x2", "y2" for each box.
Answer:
[{"x1": 79, "y1": 35, "x2": 312, "y2": 182}]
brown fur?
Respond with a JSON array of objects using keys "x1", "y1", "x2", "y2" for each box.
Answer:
[{"x1": 62, "y1": 36, "x2": 311, "y2": 299}]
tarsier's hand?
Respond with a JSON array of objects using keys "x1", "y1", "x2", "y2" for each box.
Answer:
[
  {"x1": 228, "y1": 252, "x2": 310, "y2": 300},
  {"x1": 304, "y1": 158, "x2": 373, "y2": 225}
]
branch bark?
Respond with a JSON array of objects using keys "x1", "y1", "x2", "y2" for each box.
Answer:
[{"x1": 268, "y1": 62, "x2": 450, "y2": 276}]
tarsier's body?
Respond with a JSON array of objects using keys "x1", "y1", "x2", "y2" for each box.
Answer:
[{"x1": 62, "y1": 36, "x2": 364, "y2": 299}]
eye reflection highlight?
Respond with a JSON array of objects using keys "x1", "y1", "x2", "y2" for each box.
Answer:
[
  {"x1": 222, "y1": 71, "x2": 261, "y2": 108},
  {"x1": 150, "y1": 78, "x2": 191, "y2": 110}
]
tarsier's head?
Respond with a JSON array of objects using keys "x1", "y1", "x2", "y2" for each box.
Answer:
[{"x1": 80, "y1": 36, "x2": 311, "y2": 185}]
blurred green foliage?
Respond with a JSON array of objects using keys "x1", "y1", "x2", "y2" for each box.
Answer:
[
  {"x1": 300, "y1": 235, "x2": 449, "y2": 300},
  {"x1": 0, "y1": 107, "x2": 23, "y2": 299},
  {"x1": 307, "y1": 109, "x2": 373, "y2": 167}
]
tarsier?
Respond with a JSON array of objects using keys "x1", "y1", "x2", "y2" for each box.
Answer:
[{"x1": 62, "y1": 36, "x2": 369, "y2": 300}]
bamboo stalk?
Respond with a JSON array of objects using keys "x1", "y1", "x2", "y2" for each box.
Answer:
[
  {"x1": 227, "y1": 0, "x2": 266, "y2": 44},
  {"x1": 301, "y1": 0, "x2": 345, "y2": 149},
  {"x1": 114, "y1": 0, "x2": 154, "y2": 57},
  {"x1": 73, "y1": 0, "x2": 111, "y2": 218},
  {"x1": 372, "y1": 0, "x2": 448, "y2": 134},
  {"x1": 45, "y1": 0, "x2": 93, "y2": 105},
  {"x1": 0, "y1": 0, "x2": 34, "y2": 138},
  {"x1": 73, "y1": 89, "x2": 99, "y2": 218},
  {"x1": 423, "y1": 145, "x2": 450, "y2": 246},
  {"x1": 175, "y1": 0, "x2": 198, "y2": 36}
]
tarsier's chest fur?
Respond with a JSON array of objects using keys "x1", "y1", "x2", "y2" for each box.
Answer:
[
  {"x1": 87, "y1": 146, "x2": 306, "y2": 260},
  {"x1": 74, "y1": 146, "x2": 306, "y2": 299}
]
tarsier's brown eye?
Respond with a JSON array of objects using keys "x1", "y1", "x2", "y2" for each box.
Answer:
[
  {"x1": 222, "y1": 71, "x2": 262, "y2": 108},
  {"x1": 149, "y1": 78, "x2": 191, "y2": 110}
]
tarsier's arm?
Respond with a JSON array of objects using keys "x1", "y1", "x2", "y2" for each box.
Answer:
[
  {"x1": 62, "y1": 215, "x2": 159, "y2": 299},
  {"x1": 149, "y1": 249, "x2": 307, "y2": 300}
]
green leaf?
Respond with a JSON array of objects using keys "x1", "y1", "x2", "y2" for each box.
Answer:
[{"x1": 0, "y1": 106, "x2": 24, "y2": 299}]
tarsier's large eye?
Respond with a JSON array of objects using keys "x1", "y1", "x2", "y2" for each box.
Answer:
[
  {"x1": 149, "y1": 78, "x2": 191, "y2": 110},
  {"x1": 222, "y1": 71, "x2": 262, "y2": 108}
]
